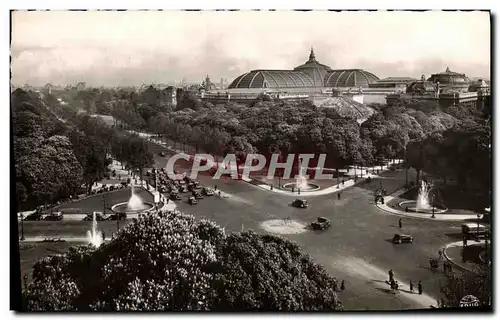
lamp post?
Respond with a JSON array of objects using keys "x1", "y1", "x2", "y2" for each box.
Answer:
[
  {"x1": 431, "y1": 193, "x2": 436, "y2": 218},
  {"x1": 476, "y1": 213, "x2": 481, "y2": 242},
  {"x1": 20, "y1": 213, "x2": 25, "y2": 241}
]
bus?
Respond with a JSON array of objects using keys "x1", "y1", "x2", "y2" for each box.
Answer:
[{"x1": 462, "y1": 223, "x2": 487, "y2": 240}]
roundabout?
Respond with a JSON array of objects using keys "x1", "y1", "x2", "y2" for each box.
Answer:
[
  {"x1": 398, "y1": 200, "x2": 448, "y2": 214},
  {"x1": 282, "y1": 182, "x2": 320, "y2": 192}
]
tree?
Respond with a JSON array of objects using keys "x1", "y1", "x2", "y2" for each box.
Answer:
[
  {"x1": 22, "y1": 211, "x2": 343, "y2": 311},
  {"x1": 439, "y1": 267, "x2": 491, "y2": 308}
]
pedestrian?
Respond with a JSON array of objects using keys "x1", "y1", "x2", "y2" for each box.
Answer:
[
  {"x1": 338, "y1": 192, "x2": 341, "y2": 200},
  {"x1": 438, "y1": 249, "x2": 443, "y2": 260},
  {"x1": 219, "y1": 191, "x2": 221, "y2": 197},
  {"x1": 418, "y1": 281, "x2": 423, "y2": 295},
  {"x1": 102, "y1": 231, "x2": 106, "y2": 241},
  {"x1": 298, "y1": 188, "x2": 301, "y2": 195},
  {"x1": 270, "y1": 185, "x2": 273, "y2": 191},
  {"x1": 342, "y1": 179, "x2": 345, "y2": 186},
  {"x1": 388, "y1": 269, "x2": 394, "y2": 282},
  {"x1": 340, "y1": 280, "x2": 345, "y2": 291},
  {"x1": 292, "y1": 187, "x2": 295, "y2": 193},
  {"x1": 398, "y1": 218, "x2": 402, "y2": 228},
  {"x1": 214, "y1": 185, "x2": 217, "y2": 191},
  {"x1": 463, "y1": 237, "x2": 468, "y2": 247},
  {"x1": 409, "y1": 280, "x2": 414, "y2": 293}
]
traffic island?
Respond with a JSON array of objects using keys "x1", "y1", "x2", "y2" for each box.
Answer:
[{"x1": 443, "y1": 240, "x2": 489, "y2": 273}]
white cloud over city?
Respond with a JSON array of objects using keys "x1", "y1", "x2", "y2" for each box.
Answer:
[{"x1": 11, "y1": 10, "x2": 490, "y2": 86}]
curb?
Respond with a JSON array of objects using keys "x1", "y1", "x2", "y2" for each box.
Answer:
[
  {"x1": 375, "y1": 192, "x2": 482, "y2": 222},
  {"x1": 442, "y1": 242, "x2": 475, "y2": 273}
]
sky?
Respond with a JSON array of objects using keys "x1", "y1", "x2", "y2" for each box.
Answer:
[{"x1": 11, "y1": 10, "x2": 491, "y2": 87}]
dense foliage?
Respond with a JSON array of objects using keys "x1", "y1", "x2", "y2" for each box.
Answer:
[
  {"x1": 439, "y1": 267, "x2": 491, "y2": 308},
  {"x1": 22, "y1": 211, "x2": 343, "y2": 311},
  {"x1": 12, "y1": 89, "x2": 153, "y2": 210}
]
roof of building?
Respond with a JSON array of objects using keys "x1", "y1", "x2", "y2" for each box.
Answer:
[
  {"x1": 293, "y1": 47, "x2": 332, "y2": 86},
  {"x1": 376, "y1": 77, "x2": 418, "y2": 83},
  {"x1": 427, "y1": 67, "x2": 470, "y2": 85},
  {"x1": 228, "y1": 70, "x2": 317, "y2": 89},
  {"x1": 324, "y1": 69, "x2": 380, "y2": 88},
  {"x1": 406, "y1": 80, "x2": 437, "y2": 94}
]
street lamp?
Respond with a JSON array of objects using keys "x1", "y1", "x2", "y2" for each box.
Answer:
[
  {"x1": 431, "y1": 193, "x2": 436, "y2": 218},
  {"x1": 476, "y1": 213, "x2": 481, "y2": 242},
  {"x1": 20, "y1": 213, "x2": 25, "y2": 241}
]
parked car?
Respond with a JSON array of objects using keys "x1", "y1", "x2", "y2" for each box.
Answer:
[
  {"x1": 202, "y1": 187, "x2": 215, "y2": 196},
  {"x1": 292, "y1": 199, "x2": 308, "y2": 208},
  {"x1": 44, "y1": 211, "x2": 63, "y2": 221},
  {"x1": 311, "y1": 217, "x2": 331, "y2": 230},
  {"x1": 193, "y1": 192, "x2": 204, "y2": 200},
  {"x1": 24, "y1": 212, "x2": 44, "y2": 221},
  {"x1": 180, "y1": 185, "x2": 189, "y2": 193},
  {"x1": 159, "y1": 151, "x2": 166, "y2": 157},
  {"x1": 392, "y1": 234, "x2": 414, "y2": 244},
  {"x1": 170, "y1": 192, "x2": 182, "y2": 201},
  {"x1": 83, "y1": 212, "x2": 107, "y2": 221},
  {"x1": 188, "y1": 196, "x2": 198, "y2": 205},
  {"x1": 108, "y1": 212, "x2": 127, "y2": 221}
]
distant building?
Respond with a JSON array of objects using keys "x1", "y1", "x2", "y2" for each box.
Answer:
[
  {"x1": 163, "y1": 86, "x2": 177, "y2": 106},
  {"x1": 386, "y1": 69, "x2": 490, "y2": 109},
  {"x1": 202, "y1": 47, "x2": 395, "y2": 105},
  {"x1": 369, "y1": 77, "x2": 417, "y2": 91}
]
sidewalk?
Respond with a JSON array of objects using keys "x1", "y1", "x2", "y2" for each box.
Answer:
[
  {"x1": 443, "y1": 240, "x2": 486, "y2": 273},
  {"x1": 376, "y1": 189, "x2": 483, "y2": 221}
]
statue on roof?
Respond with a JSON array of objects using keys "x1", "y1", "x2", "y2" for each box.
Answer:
[
  {"x1": 446, "y1": 67, "x2": 450, "y2": 72},
  {"x1": 309, "y1": 46, "x2": 316, "y2": 62}
]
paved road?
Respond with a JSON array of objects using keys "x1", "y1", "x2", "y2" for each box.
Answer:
[{"x1": 19, "y1": 140, "x2": 465, "y2": 310}]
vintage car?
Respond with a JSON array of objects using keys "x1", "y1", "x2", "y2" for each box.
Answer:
[
  {"x1": 159, "y1": 151, "x2": 166, "y2": 157},
  {"x1": 392, "y1": 234, "x2": 414, "y2": 244},
  {"x1": 107, "y1": 212, "x2": 127, "y2": 221},
  {"x1": 292, "y1": 199, "x2": 308, "y2": 208},
  {"x1": 202, "y1": 187, "x2": 215, "y2": 196},
  {"x1": 83, "y1": 212, "x2": 108, "y2": 221},
  {"x1": 311, "y1": 217, "x2": 331, "y2": 230},
  {"x1": 170, "y1": 192, "x2": 182, "y2": 201},
  {"x1": 44, "y1": 211, "x2": 64, "y2": 221},
  {"x1": 188, "y1": 196, "x2": 198, "y2": 205},
  {"x1": 23, "y1": 212, "x2": 44, "y2": 221},
  {"x1": 193, "y1": 192, "x2": 204, "y2": 200}
]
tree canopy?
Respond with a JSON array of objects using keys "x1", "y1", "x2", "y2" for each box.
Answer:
[{"x1": 22, "y1": 211, "x2": 343, "y2": 311}]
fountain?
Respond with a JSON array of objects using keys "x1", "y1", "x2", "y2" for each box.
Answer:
[
  {"x1": 128, "y1": 186, "x2": 145, "y2": 211},
  {"x1": 399, "y1": 180, "x2": 448, "y2": 214},
  {"x1": 416, "y1": 180, "x2": 432, "y2": 211},
  {"x1": 111, "y1": 186, "x2": 155, "y2": 215},
  {"x1": 86, "y1": 211, "x2": 103, "y2": 248},
  {"x1": 283, "y1": 158, "x2": 320, "y2": 192}
]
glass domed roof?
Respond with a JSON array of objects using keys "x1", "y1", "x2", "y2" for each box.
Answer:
[
  {"x1": 293, "y1": 47, "x2": 332, "y2": 86},
  {"x1": 228, "y1": 70, "x2": 316, "y2": 89},
  {"x1": 324, "y1": 69, "x2": 379, "y2": 88}
]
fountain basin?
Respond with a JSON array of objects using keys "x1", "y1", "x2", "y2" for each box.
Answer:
[
  {"x1": 111, "y1": 202, "x2": 155, "y2": 214},
  {"x1": 399, "y1": 200, "x2": 448, "y2": 214},
  {"x1": 282, "y1": 182, "x2": 320, "y2": 192}
]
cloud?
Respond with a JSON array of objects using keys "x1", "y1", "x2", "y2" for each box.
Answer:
[{"x1": 11, "y1": 10, "x2": 491, "y2": 86}]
